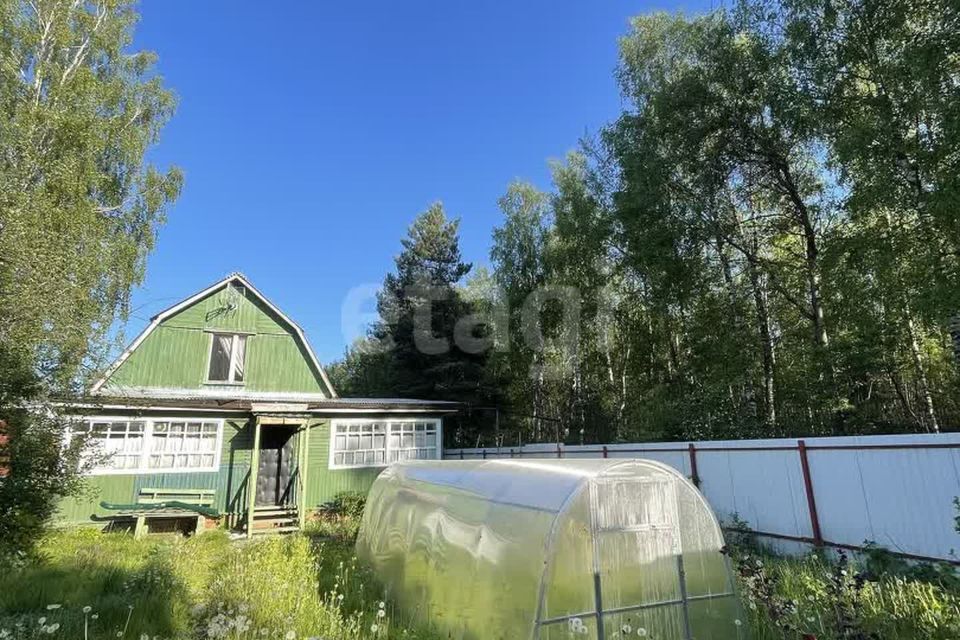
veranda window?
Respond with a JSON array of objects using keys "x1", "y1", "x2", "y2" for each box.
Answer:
[
  {"x1": 76, "y1": 418, "x2": 223, "y2": 474},
  {"x1": 149, "y1": 421, "x2": 219, "y2": 470},
  {"x1": 331, "y1": 419, "x2": 440, "y2": 469},
  {"x1": 82, "y1": 420, "x2": 145, "y2": 471},
  {"x1": 207, "y1": 333, "x2": 246, "y2": 383}
]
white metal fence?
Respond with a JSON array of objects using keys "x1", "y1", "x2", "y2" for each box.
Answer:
[{"x1": 444, "y1": 433, "x2": 960, "y2": 563}]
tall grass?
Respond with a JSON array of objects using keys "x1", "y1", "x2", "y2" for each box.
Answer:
[
  {"x1": 0, "y1": 528, "x2": 441, "y2": 640},
  {"x1": 4, "y1": 522, "x2": 959, "y2": 639},
  {"x1": 738, "y1": 551, "x2": 960, "y2": 640}
]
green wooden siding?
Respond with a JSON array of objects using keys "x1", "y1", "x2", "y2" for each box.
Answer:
[
  {"x1": 104, "y1": 286, "x2": 326, "y2": 394},
  {"x1": 304, "y1": 420, "x2": 385, "y2": 507},
  {"x1": 56, "y1": 417, "x2": 385, "y2": 524},
  {"x1": 57, "y1": 419, "x2": 252, "y2": 522}
]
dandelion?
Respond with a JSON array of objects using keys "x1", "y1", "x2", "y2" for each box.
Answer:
[
  {"x1": 46, "y1": 605, "x2": 62, "y2": 611},
  {"x1": 47, "y1": 623, "x2": 60, "y2": 634},
  {"x1": 621, "y1": 624, "x2": 632, "y2": 634},
  {"x1": 734, "y1": 619, "x2": 743, "y2": 627},
  {"x1": 91, "y1": 615, "x2": 99, "y2": 620},
  {"x1": 83, "y1": 606, "x2": 92, "y2": 614},
  {"x1": 285, "y1": 631, "x2": 296, "y2": 640},
  {"x1": 377, "y1": 609, "x2": 386, "y2": 619},
  {"x1": 378, "y1": 601, "x2": 385, "y2": 609},
  {"x1": 568, "y1": 617, "x2": 586, "y2": 634},
  {"x1": 140, "y1": 634, "x2": 149, "y2": 640},
  {"x1": 637, "y1": 629, "x2": 647, "y2": 637},
  {"x1": 38, "y1": 618, "x2": 47, "y2": 626},
  {"x1": 370, "y1": 624, "x2": 379, "y2": 633}
]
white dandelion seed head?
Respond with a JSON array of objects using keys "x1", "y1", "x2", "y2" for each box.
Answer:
[
  {"x1": 91, "y1": 614, "x2": 99, "y2": 620},
  {"x1": 140, "y1": 633, "x2": 149, "y2": 640},
  {"x1": 637, "y1": 628, "x2": 648, "y2": 637},
  {"x1": 83, "y1": 606, "x2": 92, "y2": 614},
  {"x1": 622, "y1": 624, "x2": 632, "y2": 634},
  {"x1": 285, "y1": 631, "x2": 296, "y2": 640},
  {"x1": 370, "y1": 624, "x2": 379, "y2": 633},
  {"x1": 734, "y1": 619, "x2": 743, "y2": 627},
  {"x1": 47, "y1": 623, "x2": 60, "y2": 634},
  {"x1": 377, "y1": 609, "x2": 386, "y2": 619},
  {"x1": 46, "y1": 605, "x2": 61, "y2": 611},
  {"x1": 378, "y1": 601, "x2": 385, "y2": 609},
  {"x1": 38, "y1": 618, "x2": 47, "y2": 626}
]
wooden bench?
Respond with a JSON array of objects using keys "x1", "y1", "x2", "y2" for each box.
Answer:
[{"x1": 100, "y1": 488, "x2": 219, "y2": 538}]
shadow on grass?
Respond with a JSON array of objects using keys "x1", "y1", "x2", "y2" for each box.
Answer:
[{"x1": 0, "y1": 538, "x2": 192, "y2": 639}]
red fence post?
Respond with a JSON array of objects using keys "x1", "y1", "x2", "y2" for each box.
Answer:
[
  {"x1": 688, "y1": 443, "x2": 701, "y2": 488},
  {"x1": 797, "y1": 440, "x2": 824, "y2": 547}
]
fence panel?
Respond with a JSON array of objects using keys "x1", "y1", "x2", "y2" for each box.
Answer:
[{"x1": 444, "y1": 433, "x2": 960, "y2": 562}]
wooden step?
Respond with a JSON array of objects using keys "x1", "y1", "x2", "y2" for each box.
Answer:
[
  {"x1": 251, "y1": 525, "x2": 299, "y2": 535},
  {"x1": 252, "y1": 505, "x2": 297, "y2": 514}
]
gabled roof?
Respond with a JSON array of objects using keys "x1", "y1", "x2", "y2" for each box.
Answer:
[{"x1": 89, "y1": 273, "x2": 337, "y2": 398}]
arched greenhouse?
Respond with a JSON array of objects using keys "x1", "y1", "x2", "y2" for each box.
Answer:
[{"x1": 356, "y1": 458, "x2": 747, "y2": 640}]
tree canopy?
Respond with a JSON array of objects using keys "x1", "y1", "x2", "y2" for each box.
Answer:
[
  {"x1": 0, "y1": 0, "x2": 182, "y2": 390},
  {"x1": 334, "y1": 0, "x2": 960, "y2": 446}
]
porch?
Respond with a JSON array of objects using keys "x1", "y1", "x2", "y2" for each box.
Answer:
[{"x1": 242, "y1": 414, "x2": 312, "y2": 537}]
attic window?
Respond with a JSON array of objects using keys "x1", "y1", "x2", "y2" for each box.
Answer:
[{"x1": 208, "y1": 333, "x2": 246, "y2": 383}]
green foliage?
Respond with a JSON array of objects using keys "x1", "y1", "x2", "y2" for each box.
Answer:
[
  {"x1": 733, "y1": 548, "x2": 960, "y2": 640},
  {"x1": 0, "y1": 344, "x2": 89, "y2": 563},
  {"x1": 320, "y1": 492, "x2": 367, "y2": 521},
  {"x1": 0, "y1": 0, "x2": 182, "y2": 389},
  {"x1": 332, "y1": 203, "x2": 499, "y2": 442},
  {"x1": 0, "y1": 528, "x2": 446, "y2": 640},
  {"x1": 0, "y1": 0, "x2": 179, "y2": 565},
  {"x1": 481, "y1": 0, "x2": 960, "y2": 445}
]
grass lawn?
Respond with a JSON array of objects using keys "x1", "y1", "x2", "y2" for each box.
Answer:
[
  {"x1": 2, "y1": 516, "x2": 960, "y2": 639},
  {"x1": 0, "y1": 518, "x2": 442, "y2": 640}
]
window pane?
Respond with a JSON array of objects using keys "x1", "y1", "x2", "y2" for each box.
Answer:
[
  {"x1": 208, "y1": 335, "x2": 232, "y2": 381},
  {"x1": 233, "y1": 335, "x2": 246, "y2": 382}
]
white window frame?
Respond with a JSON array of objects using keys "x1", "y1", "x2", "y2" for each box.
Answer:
[
  {"x1": 74, "y1": 416, "x2": 224, "y2": 476},
  {"x1": 204, "y1": 333, "x2": 248, "y2": 385},
  {"x1": 329, "y1": 417, "x2": 442, "y2": 470}
]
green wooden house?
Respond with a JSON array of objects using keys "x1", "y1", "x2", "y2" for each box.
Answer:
[{"x1": 60, "y1": 273, "x2": 457, "y2": 535}]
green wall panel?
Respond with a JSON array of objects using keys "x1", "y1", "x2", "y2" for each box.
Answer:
[
  {"x1": 304, "y1": 420, "x2": 384, "y2": 508},
  {"x1": 57, "y1": 475, "x2": 137, "y2": 522},
  {"x1": 58, "y1": 417, "x2": 396, "y2": 524},
  {"x1": 104, "y1": 286, "x2": 326, "y2": 395},
  {"x1": 57, "y1": 418, "x2": 253, "y2": 523}
]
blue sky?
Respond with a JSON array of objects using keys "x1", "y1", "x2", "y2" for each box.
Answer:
[{"x1": 128, "y1": 0, "x2": 712, "y2": 365}]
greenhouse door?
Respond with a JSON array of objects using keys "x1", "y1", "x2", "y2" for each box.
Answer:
[{"x1": 590, "y1": 477, "x2": 691, "y2": 640}]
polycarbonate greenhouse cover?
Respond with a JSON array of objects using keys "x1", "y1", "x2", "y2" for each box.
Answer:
[{"x1": 357, "y1": 458, "x2": 747, "y2": 640}]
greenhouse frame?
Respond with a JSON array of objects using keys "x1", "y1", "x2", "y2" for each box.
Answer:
[{"x1": 357, "y1": 458, "x2": 747, "y2": 640}]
